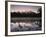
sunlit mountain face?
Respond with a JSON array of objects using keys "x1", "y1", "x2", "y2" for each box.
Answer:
[{"x1": 10, "y1": 5, "x2": 41, "y2": 13}]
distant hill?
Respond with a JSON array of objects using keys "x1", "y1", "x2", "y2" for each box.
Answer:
[{"x1": 11, "y1": 11, "x2": 41, "y2": 17}]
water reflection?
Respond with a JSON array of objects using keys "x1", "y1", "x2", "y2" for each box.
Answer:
[{"x1": 11, "y1": 20, "x2": 42, "y2": 32}]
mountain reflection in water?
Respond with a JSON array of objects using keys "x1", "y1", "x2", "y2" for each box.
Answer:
[{"x1": 11, "y1": 20, "x2": 42, "y2": 32}]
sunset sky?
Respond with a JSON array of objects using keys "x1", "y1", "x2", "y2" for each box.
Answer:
[{"x1": 10, "y1": 5, "x2": 41, "y2": 13}]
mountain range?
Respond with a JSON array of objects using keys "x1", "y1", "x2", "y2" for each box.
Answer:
[{"x1": 11, "y1": 11, "x2": 41, "y2": 17}]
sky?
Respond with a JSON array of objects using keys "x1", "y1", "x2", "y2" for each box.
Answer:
[{"x1": 10, "y1": 5, "x2": 41, "y2": 13}]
